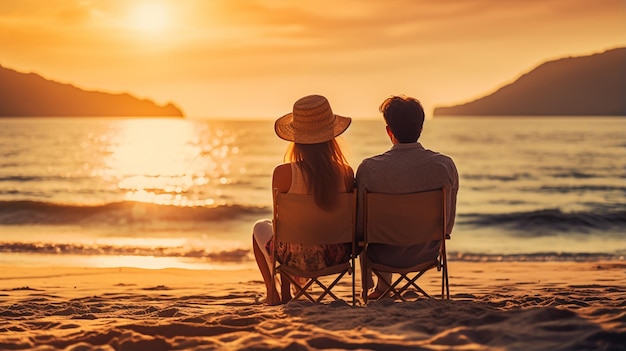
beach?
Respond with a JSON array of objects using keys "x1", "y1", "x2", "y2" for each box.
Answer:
[{"x1": 1, "y1": 260, "x2": 624, "y2": 350}]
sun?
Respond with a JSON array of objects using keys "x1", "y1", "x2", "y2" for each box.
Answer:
[{"x1": 128, "y1": 1, "x2": 171, "y2": 34}]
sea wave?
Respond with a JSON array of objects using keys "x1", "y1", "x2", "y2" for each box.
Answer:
[
  {"x1": 463, "y1": 173, "x2": 534, "y2": 182},
  {"x1": 0, "y1": 175, "x2": 46, "y2": 182},
  {"x1": 0, "y1": 241, "x2": 622, "y2": 263},
  {"x1": 535, "y1": 185, "x2": 626, "y2": 193},
  {"x1": 459, "y1": 208, "x2": 626, "y2": 234},
  {"x1": 448, "y1": 252, "x2": 624, "y2": 262},
  {"x1": 0, "y1": 200, "x2": 270, "y2": 225},
  {"x1": 0, "y1": 242, "x2": 251, "y2": 262}
]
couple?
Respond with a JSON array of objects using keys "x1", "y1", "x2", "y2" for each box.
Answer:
[{"x1": 252, "y1": 94, "x2": 459, "y2": 305}]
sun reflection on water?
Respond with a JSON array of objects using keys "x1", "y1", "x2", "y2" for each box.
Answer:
[{"x1": 101, "y1": 119, "x2": 239, "y2": 206}]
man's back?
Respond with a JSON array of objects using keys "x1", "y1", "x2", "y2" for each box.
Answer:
[{"x1": 356, "y1": 141, "x2": 459, "y2": 238}]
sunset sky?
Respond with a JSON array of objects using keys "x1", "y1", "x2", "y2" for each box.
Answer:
[{"x1": 1, "y1": 0, "x2": 624, "y2": 118}]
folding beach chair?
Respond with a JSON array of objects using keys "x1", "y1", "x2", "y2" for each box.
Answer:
[
  {"x1": 271, "y1": 189, "x2": 357, "y2": 306},
  {"x1": 361, "y1": 188, "x2": 449, "y2": 304}
]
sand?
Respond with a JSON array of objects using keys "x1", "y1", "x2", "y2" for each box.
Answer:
[{"x1": 0, "y1": 261, "x2": 624, "y2": 351}]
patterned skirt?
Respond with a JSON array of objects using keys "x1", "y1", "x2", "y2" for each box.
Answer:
[{"x1": 266, "y1": 239, "x2": 351, "y2": 271}]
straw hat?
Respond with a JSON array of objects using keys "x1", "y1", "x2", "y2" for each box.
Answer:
[{"x1": 274, "y1": 95, "x2": 351, "y2": 144}]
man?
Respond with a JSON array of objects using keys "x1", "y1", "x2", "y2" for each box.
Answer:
[{"x1": 356, "y1": 95, "x2": 459, "y2": 299}]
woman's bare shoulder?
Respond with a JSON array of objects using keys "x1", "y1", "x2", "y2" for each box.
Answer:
[{"x1": 272, "y1": 163, "x2": 292, "y2": 193}]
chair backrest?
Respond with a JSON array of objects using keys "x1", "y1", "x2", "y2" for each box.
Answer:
[
  {"x1": 273, "y1": 190, "x2": 356, "y2": 245},
  {"x1": 365, "y1": 188, "x2": 445, "y2": 246}
]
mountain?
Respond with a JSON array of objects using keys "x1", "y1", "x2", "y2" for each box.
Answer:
[
  {"x1": 0, "y1": 65, "x2": 184, "y2": 117},
  {"x1": 433, "y1": 47, "x2": 626, "y2": 116}
]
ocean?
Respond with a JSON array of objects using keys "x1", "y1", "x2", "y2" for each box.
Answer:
[{"x1": 0, "y1": 117, "x2": 624, "y2": 270}]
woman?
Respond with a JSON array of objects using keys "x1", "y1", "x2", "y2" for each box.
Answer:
[{"x1": 252, "y1": 94, "x2": 354, "y2": 305}]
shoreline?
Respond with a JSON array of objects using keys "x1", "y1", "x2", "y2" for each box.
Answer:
[
  {"x1": 0, "y1": 251, "x2": 624, "y2": 276},
  {"x1": 1, "y1": 261, "x2": 624, "y2": 350}
]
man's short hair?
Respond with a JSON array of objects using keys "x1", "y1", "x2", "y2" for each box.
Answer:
[{"x1": 379, "y1": 95, "x2": 425, "y2": 143}]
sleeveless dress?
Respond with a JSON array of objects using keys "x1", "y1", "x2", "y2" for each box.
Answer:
[{"x1": 265, "y1": 163, "x2": 352, "y2": 271}]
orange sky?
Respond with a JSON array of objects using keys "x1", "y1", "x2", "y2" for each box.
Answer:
[{"x1": 1, "y1": 0, "x2": 624, "y2": 118}]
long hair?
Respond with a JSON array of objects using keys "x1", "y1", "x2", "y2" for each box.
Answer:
[{"x1": 285, "y1": 139, "x2": 350, "y2": 210}]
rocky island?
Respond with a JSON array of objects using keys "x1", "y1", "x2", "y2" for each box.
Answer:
[
  {"x1": 433, "y1": 47, "x2": 626, "y2": 116},
  {"x1": 0, "y1": 65, "x2": 184, "y2": 117}
]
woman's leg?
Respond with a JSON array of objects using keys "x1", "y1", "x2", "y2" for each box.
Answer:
[
  {"x1": 252, "y1": 220, "x2": 281, "y2": 305},
  {"x1": 281, "y1": 276, "x2": 292, "y2": 303},
  {"x1": 253, "y1": 238, "x2": 281, "y2": 305}
]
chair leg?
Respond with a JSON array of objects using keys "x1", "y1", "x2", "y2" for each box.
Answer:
[
  {"x1": 282, "y1": 272, "x2": 350, "y2": 303},
  {"x1": 316, "y1": 272, "x2": 346, "y2": 302},
  {"x1": 282, "y1": 273, "x2": 314, "y2": 302},
  {"x1": 374, "y1": 270, "x2": 435, "y2": 301},
  {"x1": 361, "y1": 257, "x2": 369, "y2": 305},
  {"x1": 441, "y1": 270, "x2": 444, "y2": 299},
  {"x1": 295, "y1": 280, "x2": 317, "y2": 302},
  {"x1": 386, "y1": 277, "x2": 406, "y2": 301},
  {"x1": 351, "y1": 261, "x2": 356, "y2": 307},
  {"x1": 401, "y1": 271, "x2": 431, "y2": 298},
  {"x1": 441, "y1": 264, "x2": 450, "y2": 300}
]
